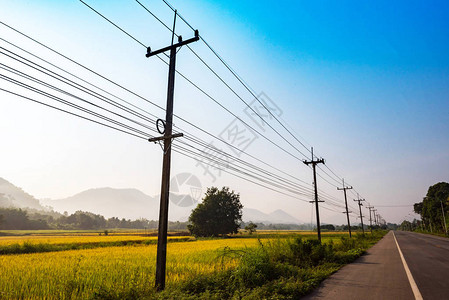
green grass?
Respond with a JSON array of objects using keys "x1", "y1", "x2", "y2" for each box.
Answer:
[{"x1": 154, "y1": 231, "x2": 387, "y2": 299}]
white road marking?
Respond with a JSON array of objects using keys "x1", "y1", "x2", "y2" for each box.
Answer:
[{"x1": 393, "y1": 231, "x2": 424, "y2": 300}]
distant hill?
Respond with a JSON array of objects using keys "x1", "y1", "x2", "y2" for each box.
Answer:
[
  {"x1": 0, "y1": 177, "x2": 45, "y2": 210},
  {"x1": 42, "y1": 188, "x2": 160, "y2": 220},
  {"x1": 42, "y1": 187, "x2": 302, "y2": 224},
  {"x1": 41, "y1": 188, "x2": 200, "y2": 221},
  {"x1": 242, "y1": 208, "x2": 302, "y2": 224},
  {"x1": 1, "y1": 177, "x2": 303, "y2": 224}
]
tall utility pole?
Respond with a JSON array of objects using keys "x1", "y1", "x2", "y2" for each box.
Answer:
[
  {"x1": 354, "y1": 196, "x2": 365, "y2": 235},
  {"x1": 145, "y1": 11, "x2": 199, "y2": 291},
  {"x1": 303, "y1": 147, "x2": 325, "y2": 243},
  {"x1": 373, "y1": 210, "x2": 378, "y2": 226},
  {"x1": 367, "y1": 206, "x2": 374, "y2": 234},
  {"x1": 337, "y1": 179, "x2": 353, "y2": 237},
  {"x1": 440, "y1": 199, "x2": 448, "y2": 235}
]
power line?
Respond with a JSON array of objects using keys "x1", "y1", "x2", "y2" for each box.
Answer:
[
  {"x1": 0, "y1": 88, "x2": 148, "y2": 140},
  {"x1": 0, "y1": 31, "x2": 319, "y2": 200},
  {"x1": 79, "y1": 0, "x2": 147, "y2": 48},
  {"x1": 0, "y1": 74, "x2": 155, "y2": 138},
  {"x1": 2, "y1": 54, "x2": 317, "y2": 202},
  {"x1": 171, "y1": 144, "x2": 313, "y2": 203},
  {"x1": 0, "y1": 53, "x2": 158, "y2": 134},
  {"x1": 0, "y1": 21, "x2": 167, "y2": 113},
  {"x1": 136, "y1": 0, "x2": 313, "y2": 160},
  {"x1": 154, "y1": 0, "x2": 373, "y2": 210},
  {"x1": 1, "y1": 13, "x2": 376, "y2": 218},
  {"x1": 0, "y1": 37, "x2": 161, "y2": 122},
  {"x1": 2, "y1": 71, "x2": 317, "y2": 206},
  {"x1": 73, "y1": 5, "x2": 311, "y2": 165},
  {"x1": 175, "y1": 140, "x2": 315, "y2": 198}
]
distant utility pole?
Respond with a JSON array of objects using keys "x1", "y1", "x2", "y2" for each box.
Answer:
[
  {"x1": 367, "y1": 206, "x2": 374, "y2": 234},
  {"x1": 337, "y1": 179, "x2": 353, "y2": 237},
  {"x1": 145, "y1": 10, "x2": 199, "y2": 291},
  {"x1": 373, "y1": 210, "x2": 378, "y2": 226},
  {"x1": 303, "y1": 147, "x2": 325, "y2": 243},
  {"x1": 354, "y1": 195, "x2": 365, "y2": 235},
  {"x1": 440, "y1": 199, "x2": 448, "y2": 235}
]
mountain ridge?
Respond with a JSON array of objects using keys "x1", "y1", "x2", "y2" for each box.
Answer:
[
  {"x1": 0, "y1": 177, "x2": 45, "y2": 210},
  {"x1": 1, "y1": 177, "x2": 303, "y2": 224}
]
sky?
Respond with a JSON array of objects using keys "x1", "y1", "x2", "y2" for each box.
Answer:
[{"x1": 0, "y1": 0, "x2": 448, "y2": 224}]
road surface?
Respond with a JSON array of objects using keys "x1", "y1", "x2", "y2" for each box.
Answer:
[{"x1": 304, "y1": 230, "x2": 449, "y2": 299}]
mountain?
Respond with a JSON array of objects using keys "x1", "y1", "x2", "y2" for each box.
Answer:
[
  {"x1": 0, "y1": 177, "x2": 45, "y2": 210},
  {"x1": 242, "y1": 207, "x2": 301, "y2": 224},
  {"x1": 42, "y1": 187, "x2": 302, "y2": 223},
  {"x1": 41, "y1": 187, "x2": 197, "y2": 221},
  {"x1": 1, "y1": 177, "x2": 303, "y2": 224}
]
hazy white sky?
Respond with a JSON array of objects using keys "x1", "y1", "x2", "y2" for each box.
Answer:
[{"x1": 1, "y1": 0, "x2": 448, "y2": 224}]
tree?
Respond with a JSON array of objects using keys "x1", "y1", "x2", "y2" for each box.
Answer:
[
  {"x1": 188, "y1": 187, "x2": 243, "y2": 237},
  {"x1": 321, "y1": 224, "x2": 335, "y2": 231},
  {"x1": 0, "y1": 208, "x2": 49, "y2": 230},
  {"x1": 245, "y1": 222, "x2": 258, "y2": 234},
  {"x1": 414, "y1": 182, "x2": 449, "y2": 232}
]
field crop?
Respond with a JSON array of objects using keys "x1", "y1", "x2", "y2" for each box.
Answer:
[
  {"x1": 0, "y1": 237, "x2": 258, "y2": 299},
  {"x1": 0, "y1": 230, "x2": 383, "y2": 299}
]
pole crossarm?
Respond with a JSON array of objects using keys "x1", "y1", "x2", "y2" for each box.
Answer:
[
  {"x1": 303, "y1": 159, "x2": 325, "y2": 166},
  {"x1": 148, "y1": 133, "x2": 184, "y2": 143},
  {"x1": 146, "y1": 31, "x2": 199, "y2": 58}
]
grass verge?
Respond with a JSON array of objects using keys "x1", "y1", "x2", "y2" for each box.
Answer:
[{"x1": 153, "y1": 231, "x2": 387, "y2": 299}]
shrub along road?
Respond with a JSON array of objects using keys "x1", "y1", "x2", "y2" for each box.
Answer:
[{"x1": 305, "y1": 230, "x2": 449, "y2": 299}]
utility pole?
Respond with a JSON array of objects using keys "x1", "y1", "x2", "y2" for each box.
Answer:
[
  {"x1": 145, "y1": 11, "x2": 199, "y2": 291},
  {"x1": 354, "y1": 195, "x2": 365, "y2": 235},
  {"x1": 440, "y1": 199, "x2": 448, "y2": 235},
  {"x1": 367, "y1": 206, "x2": 374, "y2": 234},
  {"x1": 303, "y1": 147, "x2": 325, "y2": 243},
  {"x1": 337, "y1": 179, "x2": 353, "y2": 237},
  {"x1": 373, "y1": 210, "x2": 378, "y2": 226}
]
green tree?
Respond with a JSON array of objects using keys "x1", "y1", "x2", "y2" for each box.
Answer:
[
  {"x1": 0, "y1": 208, "x2": 49, "y2": 229},
  {"x1": 188, "y1": 187, "x2": 243, "y2": 237},
  {"x1": 415, "y1": 182, "x2": 449, "y2": 232},
  {"x1": 321, "y1": 224, "x2": 335, "y2": 231},
  {"x1": 245, "y1": 222, "x2": 258, "y2": 234}
]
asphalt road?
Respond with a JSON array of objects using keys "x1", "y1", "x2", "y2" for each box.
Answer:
[
  {"x1": 394, "y1": 231, "x2": 449, "y2": 299},
  {"x1": 304, "y1": 230, "x2": 449, "y2": 299}
]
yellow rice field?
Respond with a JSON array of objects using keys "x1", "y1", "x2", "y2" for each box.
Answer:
[
  {"x1": 0, "y1": 230, "x2": 358, "y2": 299},
  {"x1": 0, "y1": 237, "x2": 259, "y2": 299},
  {"x1": 0, "y1": 234, "x2": 186, "y2": 246}
]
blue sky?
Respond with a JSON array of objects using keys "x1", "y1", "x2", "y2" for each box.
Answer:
[{"x1": 0, "y1": 0, "x2": 448, "y2": 224}]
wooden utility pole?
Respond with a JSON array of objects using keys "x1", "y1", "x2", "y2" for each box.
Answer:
[
  {"x1": 367, "y1": 205, "x2": 374, "y2": 234},
  {"x1": 303, "y1": 147, "x2": 325, "y2": 243},
  {"x1": 354, "y1": 196, "x2": 365, "y2": 235},
  {"x1": 337, "y1": 179, "x2": 353, "y2": 237},
  {"x1": 145, "y1": 11, "x2": 199, "y2": 291}
]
